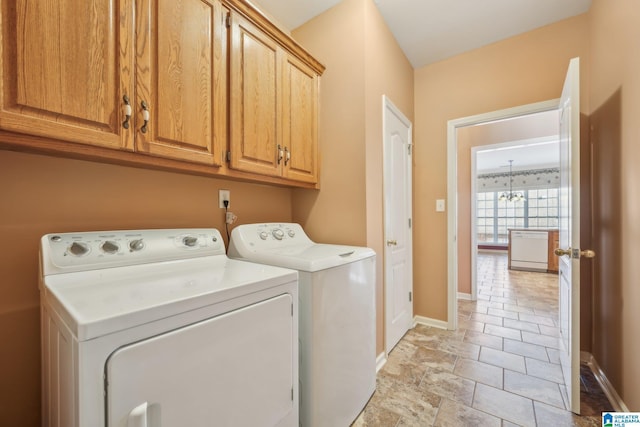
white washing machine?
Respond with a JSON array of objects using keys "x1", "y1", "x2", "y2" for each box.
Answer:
[
  {"x1": 228, "y1": 223, "x2": 376, "y2": 427},
  {"x1": 39, "y1": 228, "x2": 299, "y2": 427}
]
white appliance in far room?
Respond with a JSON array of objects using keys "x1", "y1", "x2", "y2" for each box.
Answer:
[
  {"x1": 39, "y1": 228, "x2": 298, "y2": 427},
  {"x1": 228, "y1": 223, "x2": 376, "y2": 427},
  {"x1": 510, "y1": 230, "x2": 549, "y2": 271}
]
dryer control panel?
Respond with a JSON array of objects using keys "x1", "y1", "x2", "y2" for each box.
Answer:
[{"x1": 41, "y1": 229, "x2": 226, "y2": 274}]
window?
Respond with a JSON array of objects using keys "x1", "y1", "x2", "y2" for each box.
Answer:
[{"x1": 477, "y1": 188, "x2": 559, "y2": 245}]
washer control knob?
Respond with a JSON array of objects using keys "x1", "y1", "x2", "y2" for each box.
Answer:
[
  {"x1": 68, "y1": 241, "x2": 89, "y2": 256},
  {"x1": 259, "y1": 231, "x2": 269, "y2": 240},
  {"x1": 272, "y1": 229, "x2": 285, "y2": 240},
  {"x1": 183, "y1": 236, "x2": 199, "y2": 247},
  {"x1": 101, "y1": 241, "x2": 119, "y2": 254},
  {"x1": 129, "y1": 239, "x2": 145, "y2": 252},
  {"x1": 287, "y1": 229, "x2": 295, "y2": 238}
]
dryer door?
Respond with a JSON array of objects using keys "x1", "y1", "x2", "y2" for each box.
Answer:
[{"x1": 105, "y1": 294, "x2": 295, "y2": 427}]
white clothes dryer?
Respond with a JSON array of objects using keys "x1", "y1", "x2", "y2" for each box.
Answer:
[
  {"x1": 39, "y1": 228, "x2": 298, "y2": 427},
  {"x1": 228, "y1": 223, "x2": 376, "y2": 427}
]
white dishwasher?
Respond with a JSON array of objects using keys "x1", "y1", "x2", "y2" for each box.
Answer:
[{"x1": 509, "y1": 230, "x2": 549, "y2": 271}]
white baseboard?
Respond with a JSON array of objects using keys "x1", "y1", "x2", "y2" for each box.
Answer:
[
  {"x1": 580, "y1": 351, "x2": 629, "y2": 412},
  {"x1": 457, "y1": 292, "x2": 472, "y2": 300},
  {"x1": 413, "y1": 315, "x2": 448, "y2": 330},
  {"x1": 376, "y1": 352, "x2": 387, "y2": 373}
]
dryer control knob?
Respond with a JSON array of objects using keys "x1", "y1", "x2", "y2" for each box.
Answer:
[
  {"x1": 272, "y1": 229, "x2": 285, "y2": 240},
  {"x1": 287, "y1": 229, "x2": 295, "y2": 238},
  {"x1": 68, "y1": 241, "x2": 90, "y2": 256},
  {"x1": 259, "y1": 231, "x2": 269, "y2": 240},
  {"x1": 101, "y1": 241, "x2": 119, "y2": 254},
  {"x1": 183, "y1": 236, "x2": 199, "y2": 247},
  {"x1": 129, "y1": 239, "x2": 145, "y2": 252}
]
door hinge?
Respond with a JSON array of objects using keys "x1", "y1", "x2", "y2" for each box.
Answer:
[
  {"x1": 225, "y1": 13, "x2": 231, "y2": 28},
  {"x1": 291, "y1": 303, "x2": 294, "y2": 317},
  {"x1": 408, "y1": 144, "x2": 412, "y2": 155},
  {"x1": 291, "y1": 388, "x2": 294, "y2": 401},
  {"x1": 409, "y1": 291, "x2": 412, "y2": 302},
  {"x1": 408, "y1": 218, "x2": 412, "y2": 228}
]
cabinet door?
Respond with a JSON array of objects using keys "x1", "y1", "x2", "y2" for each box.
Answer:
[
  {"x1": 229, "y1": 12, "x2": 283, "y2": 177},
  {"x1": 282, "y1": 55, "x2": 319, "y2": 184},
  {"x1": 135, "y1": 0, "x2": 225, "y2": 166},
  {"x1": 0, "y1": 0, "x2": 134, "y2": 150}
]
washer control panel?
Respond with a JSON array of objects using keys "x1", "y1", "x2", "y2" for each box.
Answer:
[
  {"x1": 41, "y1": 229, "x2": 225, "y2": 274},
  {"x1": 229, "y1": 223, "x2": 314, "y2": 255},
  {"x1": 252, "y1": 224, "x2": 303, "y2": 243}
]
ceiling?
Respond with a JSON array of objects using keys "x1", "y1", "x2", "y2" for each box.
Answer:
[
  {"x1": 476, "y1": 139, "x2": 559, "y2": 173},
  {"x1": 250, "y1": 0, "x2": 592, "y2": 68}
]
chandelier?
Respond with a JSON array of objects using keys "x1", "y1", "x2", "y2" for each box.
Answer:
[{"x1": 498, "y1": 160, "x2": 526, "y2": 202}]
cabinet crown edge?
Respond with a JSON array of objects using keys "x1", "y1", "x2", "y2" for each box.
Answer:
[{"x1": 226, "y1": 0, "x2": 326, "y2": 75}]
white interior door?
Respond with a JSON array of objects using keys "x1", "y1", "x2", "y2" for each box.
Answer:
[
  {"x1": 557, "y1": 57, "x2": 591, "y2": 414},
  {"x1": 383, "y1": 96, "x2": 413, "y2": 354}
]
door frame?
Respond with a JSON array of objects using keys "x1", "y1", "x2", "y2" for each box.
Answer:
[
  {"x1": 383, "y1": 95, "x2": 413, "y2": 354},
  {"x1": 446, "y1": 99, "x2": 559, "y2": 329}
]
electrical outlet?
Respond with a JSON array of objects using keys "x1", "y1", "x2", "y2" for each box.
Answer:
[
  {"x1": 436, "y1": 199, "x2": 445, "y2": 212},
  {"x1": 219, "y1": 189, "x2": 230, "y2": 208}
]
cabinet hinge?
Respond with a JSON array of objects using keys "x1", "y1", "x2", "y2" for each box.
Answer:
[
  {"x1": 225, "y1": 151, "x2": 231, "y2": 162},
  {"x1": 291, "y1": 388, "x2": 294, "y2": 401},
  {"x1": 408, "y1": 144, "x2": 412, "y2": 155},
  {"x1": 225, "y1": 13, "x2": 231, "y2": 28},
  {"x1": 409, "y1": 291, "x2": 412, "y2": 302},
  {"x1": 408, "y1": 218, "x2": 412, "y2": 228}
]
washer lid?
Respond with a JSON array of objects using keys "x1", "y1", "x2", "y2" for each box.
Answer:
[
  {"x1": 233, "y1": 243, "x2": 375, "y2": 272},
  {"x1": 41, "y1": 256, "x2": 297, "y2": 341},
  {"x1": 228, "y1": 223, "x2": 375, "y2": 271}
]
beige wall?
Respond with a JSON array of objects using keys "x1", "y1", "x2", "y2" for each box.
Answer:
[
  {"x1": 292, "y1": 0, "x2": 414, "y2": 356},
  {"x1": 413, "y1": 14, "x2": 590, "y2": 321},
  {"x1": 0, "y1": 150, "x2": 292, "y2": 426},
  {"x1": 456, "y1": 111, "x2": 560, "y2": 295},
  {"x1": 588, "y1": 0, "x2": 640, "y2": 410}
]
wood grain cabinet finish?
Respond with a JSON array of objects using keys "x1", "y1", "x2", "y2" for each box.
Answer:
[
  {"x1": 0, "y1": 0, "x2": 134, "y2": 150},
  {"x1": 282, "y1": 55, "x2": 319, "y2": 184},
  {"x1": 229, "y1": 12, "x2": 320, "y2": 184},
  {"x1": 0, "y1": 0, "x2": 323, "y2": 186},
  {"x1": 136, "y1": 0, "x2": 226, "y2": 166}
]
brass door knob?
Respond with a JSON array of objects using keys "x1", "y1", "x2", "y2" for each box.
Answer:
[
  {"x1": 554, "y1": 248, "x2": 596, "y2": 258},
  {"x1": 386, "y1": 240, "x2": 397, "y2": 246},
  {"x1": 580, "y1": 249, "x2": 596, "y2": 258},
  {"x1": 554, "y1": 248, "x2": 572, "y2": 257}
]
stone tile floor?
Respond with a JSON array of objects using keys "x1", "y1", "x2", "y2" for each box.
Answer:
[{"x1": 354, "y1": 252, "x2": 612, "y2": 426}]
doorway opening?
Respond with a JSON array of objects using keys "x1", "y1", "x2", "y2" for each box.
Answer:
[
  {"x1": 469, "y1": 116, "x2": 561, "y2": 301},
  {"x1": 446, "y1": 99, "x2": 560, "y2": 329}
]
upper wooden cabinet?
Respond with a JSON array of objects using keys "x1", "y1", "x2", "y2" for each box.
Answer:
[
  {"x1": 0, "y1": 0, "x2": 324, "y2": 186},
  {"x1": 229, "y1": 12, "x2": 283, "y2": 177},
  {"x1": 229, "y1": 11, "x2": 320, "y2": 184},
  {"x1": 135, "y1": 0, "x2": 227, "y2": 166},
  {"x1": 282, "y1": 55, "x2": 319, "y2": 184},
  {"x1": 0, "y1": 0, "x2": 134, "y2": 150}
]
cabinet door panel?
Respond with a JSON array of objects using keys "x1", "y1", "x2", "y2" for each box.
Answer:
[
  {"x1": 0, "y1": 0, "x2": 133, "y2": 150},
  {"x1": 283, "y1": 55, "x2": 318, "y2": 183},
  {"x1": 136, "y1": 0, "x2": 224, "y2": 166},
  {"x1": 229, "y1": 13, "x2": 281, "y2": 177}
]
